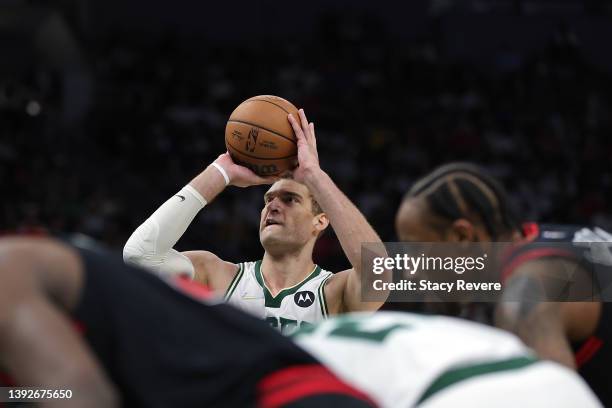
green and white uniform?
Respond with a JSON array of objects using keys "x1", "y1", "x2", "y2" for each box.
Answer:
[
  {"x1": 293, "y1": 312, "x2": 602, "y2": 408},
  {"x1": 224, "y1": 260, "x2": 333, "y2": 335}
]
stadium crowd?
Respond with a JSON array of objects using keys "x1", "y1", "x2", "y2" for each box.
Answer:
[{"x1": 2, "y1": 13, "x2": 611, "y2": 271}]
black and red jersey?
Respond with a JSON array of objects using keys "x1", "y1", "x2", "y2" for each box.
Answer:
[{"x1": 502, "y1": 223, "x2": 612, "y2": 406}]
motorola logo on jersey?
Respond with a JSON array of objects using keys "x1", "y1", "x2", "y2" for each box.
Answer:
[{"x1": 294, "y1": 291, "x2": 315, "y2": 308}]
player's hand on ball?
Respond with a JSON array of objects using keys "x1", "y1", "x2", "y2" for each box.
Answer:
[
  {"x1": 288, "y1": 109, "x2": 320, "y2": 183},
  {"x1": 214, "y1": 152, "x2": 278, "y2": 188}
]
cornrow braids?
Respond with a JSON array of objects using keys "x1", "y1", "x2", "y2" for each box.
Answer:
[{"x1": 406, "y1": 163, "x2": 521, "y2": 240}]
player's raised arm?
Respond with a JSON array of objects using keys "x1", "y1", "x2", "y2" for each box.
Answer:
[
  {"x1": 123, "y1": 152, "x2": 276, "y2": 286},
  {"x1": 288, "y1": 110, "x2": 389, "y2": 313}
]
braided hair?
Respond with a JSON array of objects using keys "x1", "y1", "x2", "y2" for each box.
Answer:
[{"x1": 406, "y1": 163, "x2": 521, "y2": 240}]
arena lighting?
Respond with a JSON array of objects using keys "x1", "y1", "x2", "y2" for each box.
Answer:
[
  {"x1": 0, "y1": 4, "x2": 91, "y2": 123},
  {"x1": 25, "y1": 100, "x2": 41, "y2": 116}
]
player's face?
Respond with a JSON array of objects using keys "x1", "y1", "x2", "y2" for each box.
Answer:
[
  {"x1": 395, "y1": 197, "x2": 491, "y2": 242},
  {"x1": 395, "y1": 198, "x2": 447, "y2": 242},
  {"x1": 396, "y1": 197, "x2": 494, "y2": 243},
  {"x1": 259, "y1": 179, "x2": 321, "y2": 250},
  {"x1": 396, "y1": 197, "x2": 491, "y2": 319}
]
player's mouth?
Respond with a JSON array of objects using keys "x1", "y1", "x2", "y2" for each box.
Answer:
[{"x1": 263, "y1": 218, "x2": 283, "y2": 229}]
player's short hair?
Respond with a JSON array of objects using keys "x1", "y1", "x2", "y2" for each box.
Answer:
[
  {"x1": 310, "y1": 198, "x2": 323, "y2": 216},
  {"x1": 405, "y1": 162, "x2": 521, "y2": 240}
]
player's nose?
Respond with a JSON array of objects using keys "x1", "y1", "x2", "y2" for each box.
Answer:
[{"x1": 267, "y1": 197, "x2": 283, "y2": 212}]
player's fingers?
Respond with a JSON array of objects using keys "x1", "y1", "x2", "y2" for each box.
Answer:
[
  {"x1": 228, "y1": 151, "x2": 240, "y2": 163},
  {"x1": 298, "y1": 109, "x2": 311, "y2": 142},
  {"x1": 309, "y1": 122, "x2": 317, "y2": 150},
  {"x1": 288, "y1": 114, "x2": 305, "y2": 142}
]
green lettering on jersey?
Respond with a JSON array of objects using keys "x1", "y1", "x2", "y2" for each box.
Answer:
[
  {"x1": 330, "y1": 320, "x2": 411, "y2": 342},
  {"x1": 293, "y1": 316, "x2": 412, "y2": 343},
  {"x1": 266, "y1": 317, "x2": 313, "y2": 335},
  {"x1": 265, "y1": 317, "x2": 279, "y2": 329},
  {"x1": 280, "y1": 317, "x2": 298, "y2": 333}
]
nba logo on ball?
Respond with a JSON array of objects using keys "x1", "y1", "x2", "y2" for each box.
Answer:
[
  {"x1": 294, "y1": 291, "x2": 315, "y2": 307},
  {"x1": 246, "y1": 127, "x2": 259, "y2": 152},
  {"x1": 225, "y1": 95, "x2": 299, "y2": 176}
]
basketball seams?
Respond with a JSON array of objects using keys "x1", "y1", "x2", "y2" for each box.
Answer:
[
  {"x1": 226, "y1": 143, "x2": 297, "y2": 161},
  {"x1": 227, "y1": 119, "x2": 297, "y2": 145},
  {"x1": 243, "y1": 97, "x2": 292, "y2": 114}
]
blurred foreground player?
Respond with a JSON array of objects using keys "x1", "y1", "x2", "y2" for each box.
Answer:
[
  {"x1": 293, "y1": 312, "x2": 601, "y2": 407},
  {"x1": 0, "y1": 237, "x2": 375, "y2": 408},
  {"x1": 394, "y1": 162, "x2": 611, "y2": 405},
  {"x1": 124, "y1": 110, "x2": 388, "y2": 333}
]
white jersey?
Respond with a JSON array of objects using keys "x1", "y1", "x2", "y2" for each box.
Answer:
[
  {"x1": 224, "y1": 260, "x2": 333, "y2": 334},
  {"x1": 294, "y1": 312, "x2": 602, "y2": 408}
]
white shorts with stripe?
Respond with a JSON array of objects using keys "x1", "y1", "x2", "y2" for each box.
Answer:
[{"x1": 294, "y1": 312, "x2": 602, "y2": 407}]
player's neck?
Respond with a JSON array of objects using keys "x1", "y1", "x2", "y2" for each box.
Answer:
[{"x1": 261, "y1": 250, "x2": 316, "y2": 297}]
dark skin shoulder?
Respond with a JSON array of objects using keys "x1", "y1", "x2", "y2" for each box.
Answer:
[
  {"x1": 0, "y1": 238, "x2": 118, "y2": 407},
  {"x1": 495, "y1": 258, "x2": 600, "y2": 369}
]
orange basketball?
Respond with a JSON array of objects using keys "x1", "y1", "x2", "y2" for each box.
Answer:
[{"x1": 225, "y1": 95, "x2": 299, "y2": 176}]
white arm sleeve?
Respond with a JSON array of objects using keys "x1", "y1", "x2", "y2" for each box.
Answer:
[{"x1": 123, "y1": 184, "x2": 207, "y2": 279}]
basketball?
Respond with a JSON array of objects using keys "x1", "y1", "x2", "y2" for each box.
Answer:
[{"x1": 225, "y1": 95, "x2": 299, "y2": 176}]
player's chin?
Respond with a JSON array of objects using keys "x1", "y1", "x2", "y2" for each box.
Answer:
[
  {"x1": 260, "y1": 229, "x2": 287, "y2": 247},
  {"x1": 259, "y1": 229, "x2": 275, "y2": 245}
]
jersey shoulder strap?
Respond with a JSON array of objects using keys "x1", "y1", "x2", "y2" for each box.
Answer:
[{"x1": 224, "y1": 261, "x2": 254, "y2": 300}]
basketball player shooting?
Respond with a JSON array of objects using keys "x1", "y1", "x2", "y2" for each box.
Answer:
[{"x1": 124, "y1": 108, "x2": 389, "y2": 333}]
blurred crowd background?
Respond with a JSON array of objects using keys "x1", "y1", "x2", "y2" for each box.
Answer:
[{"x1": 3, "y1": 0, "x2": 612, "y2": 271}]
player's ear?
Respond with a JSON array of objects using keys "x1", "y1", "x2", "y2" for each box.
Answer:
[
  {"x1": 448, "y1": 219, "x2": 476, "y2": 242},
  {"x1": 313, "y1": 213, "x2": 329, "y2": 234}
]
